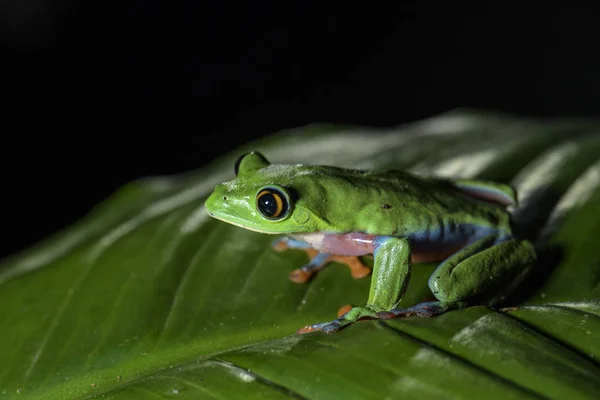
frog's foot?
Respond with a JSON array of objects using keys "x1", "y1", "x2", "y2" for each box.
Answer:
[
  {"x1": 272, "y1": 237, "x2": 371, "y2": 283},
  {"x1": 375, "y1": 301, "x2": 469, "y2": 320},
  {"x1": 297, "y1": 306, "x2": 379, "y2": 334},
  {"x1": 328, "y1": 255, "x2": 372, "y2": 279},
  {"x1": 288, "y1": 250, "x2": 329, "y2": 283},
  {"x1": 289, "y1": 254, "x2": 370, "y2": 283}
]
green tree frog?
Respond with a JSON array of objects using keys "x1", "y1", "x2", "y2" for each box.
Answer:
[{"x1": 204, "y1": 151, "x2": 537, "y2": 334}]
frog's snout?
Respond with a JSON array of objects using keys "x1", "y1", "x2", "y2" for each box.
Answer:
[
  {"x1": 204, "y1": 185, "x2": 222, "y2": 214},
  {"x1": 205, "y1": 183, "x2": 234, "y2": 215}
]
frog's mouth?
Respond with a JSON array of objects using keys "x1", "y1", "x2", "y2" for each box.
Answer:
[{"x1": 206, "y1": 209, "x2": 280, "y2": 234}]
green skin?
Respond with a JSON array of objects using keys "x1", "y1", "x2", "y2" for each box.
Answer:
[{"x1": 204, "y1": 152, "x2": 537, "y2": 334}]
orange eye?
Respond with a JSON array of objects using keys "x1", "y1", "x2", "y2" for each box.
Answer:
[{"x1": 256, "y1": 187, "x2": 289, "y2": 219}]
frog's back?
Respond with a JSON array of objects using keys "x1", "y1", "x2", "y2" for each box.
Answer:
[
  {"x1": 298, "y1": 166, "x2": 516, "y2": 242},
  {"x1": 367, "y1": 168, "x2": 517, "y2": 211}
]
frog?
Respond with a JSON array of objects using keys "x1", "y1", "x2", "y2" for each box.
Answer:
[{"x1": 204, "y1": 151, "x2": 537, "y2": 334}]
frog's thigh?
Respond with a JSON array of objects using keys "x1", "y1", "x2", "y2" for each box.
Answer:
[
  {"x1": 429, "y1": 236, "x2": 536, "y2": 303},
  {"x1": 367, "y1": 237, "x2": 412, "y2": 311}
]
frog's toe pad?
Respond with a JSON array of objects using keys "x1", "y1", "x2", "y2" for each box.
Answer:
[
  {"x1": 297, "y1": 306, "x2": 380, "y2": 335},
  {"x1": 288, "y1": 268, "x2": 312, "y2": 284},
  {"x1": 296, "y1": 319, "x2": 349, "y2": 335},
  {"x1": 271, "y1": 239, "x2": 289, "y2": 252}
]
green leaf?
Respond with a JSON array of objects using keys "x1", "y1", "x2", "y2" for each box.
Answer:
[{"x1": 2, "y1": 110, "x2": 600, "y2": 400}]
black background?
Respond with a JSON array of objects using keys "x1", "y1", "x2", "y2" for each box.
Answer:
[{"x1": 1, "y1": 3, "x2": 599, "y2": 259}]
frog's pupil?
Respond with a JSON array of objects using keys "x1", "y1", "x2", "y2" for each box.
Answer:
[{"x1": 258, "y1": 192, "x2": 278, "y2": 216}]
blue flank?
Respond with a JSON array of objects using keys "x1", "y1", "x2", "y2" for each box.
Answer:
[{"x1": 375, "y1": 223, "x2": 512, "y2": 255}]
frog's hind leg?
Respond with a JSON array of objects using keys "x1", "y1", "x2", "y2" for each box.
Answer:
[
  {"x1": 375, "y1": 300, "x2": 469, "y2": 320},
  {"x1": 377, "y1": 234, "x2": 537, "y2": 320},
  {"x1": 272, "y1": 237, "x2": 371, "y2": 284}
]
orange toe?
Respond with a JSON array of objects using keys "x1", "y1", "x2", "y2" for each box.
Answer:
[
  {"x1": 337, "y1": 304, "x2": 353, "y2": 318},
  {"x1": 289, "y1": 268, "x2": 311, "y2": 284}
]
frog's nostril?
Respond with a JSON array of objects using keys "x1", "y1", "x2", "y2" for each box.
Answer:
[{"x1": 223, "y1": 196, "x2": 228, "y2": 201}]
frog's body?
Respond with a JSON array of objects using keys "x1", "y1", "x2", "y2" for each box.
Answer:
[
  {"x1": 205, "y1": 152, "x2": 537, "y2": 334},
  {"x1": 279, "y1": 166, "x2": 514, "y2": 256}
]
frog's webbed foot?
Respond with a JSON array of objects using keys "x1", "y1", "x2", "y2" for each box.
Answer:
[
  {"x1": 288, "y1": 253, "x2": 371, "y2": 283},
  {"x1": 297, "y1": 306, "x2": 379, "y2": 334},
  {"x1": 272, "y1": 237, "x2": 371, "y2": 284},
  {"x1": 375, "y1": 301, "x2": 469, "y2": 319},
  {"x1": 328, "y1": 254, "x2": 372, "y2": 279}
]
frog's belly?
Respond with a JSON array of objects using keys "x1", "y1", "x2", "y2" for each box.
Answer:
[
  {"x1": 290, "y1": 232, "x2": 377, "y2": 256},
  {"x1": 290, "y1": 226, "x2": 496, "y2": 263}
]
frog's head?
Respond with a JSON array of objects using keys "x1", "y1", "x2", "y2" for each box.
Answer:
[{"x1": 204, "y1": 151, "x2": 331, "y2": 234}]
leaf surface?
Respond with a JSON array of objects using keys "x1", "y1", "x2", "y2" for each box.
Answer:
[{"x1": 1, "y1": 110, "x2": 600, "y2": 399}]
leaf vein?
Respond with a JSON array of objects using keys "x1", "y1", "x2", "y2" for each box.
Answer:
[
  {"x1": 503, "y1": 308, "x2": 600, "y2": 370},
  {"x1": 378, "y1": 321, "x2": 546, "y2": 399},
  {"x1": 23, "y1": 258, "x2": 98, "y2": 382},
  {"x1": 169, "y1": 376, "x2": 227, "y2": 400},
  {"x1": 210, "y1": 358, "x2": 307, "y2": 399},
  {"x1": 156, "y1": 223, "x2": 223, "y2": 342}
]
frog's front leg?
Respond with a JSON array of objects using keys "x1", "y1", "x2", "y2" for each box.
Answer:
[
  {"x1": 297, "y1": 237, "x2": 411, "y2": 334},
  {"x1": 376, "y1": 234, "x2": 537, "y2": 320},
  {"x1": 272, "y1": 237, "x2": 371, "y2": 284}
]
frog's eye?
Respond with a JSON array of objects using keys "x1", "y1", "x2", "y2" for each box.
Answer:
[
  {"x1": 235, "y1": 151, "x2": 270, "y2": 176},
  {"x1": 234, "y1": 152, "x2": 249, "y2": 176},
  {"x1": 256, "y1": 186, "x2": 290, "y2": 220}
]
